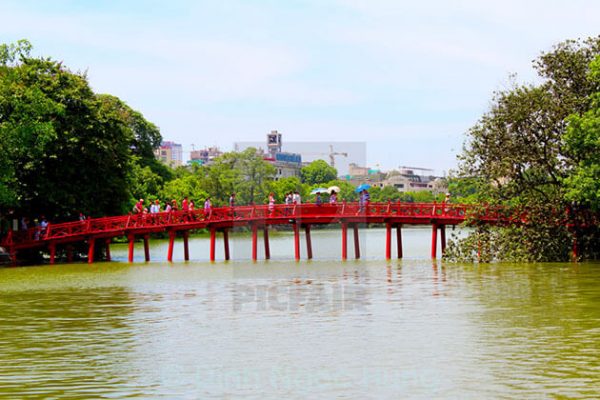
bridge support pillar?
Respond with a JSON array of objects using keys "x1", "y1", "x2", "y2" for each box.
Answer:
[
  {"x1": 440, "y1": 225, "x2": 446, "y2": 255},
  {"x1": 66, "y1": 245, "x2": 74, "y2": 263},
  {"x1": 143, "y1": 235, "x2": 151, "y2": 262},
  {"x1": 49, "y1": 243, "x2": 56, "y2": 265},
  {"x1": 305, "y1": 225, "x2": 313, "y2": 260},
  {"x1": 251, "y1": 224, "x2": 258, "y2": 261},
  {"x1": 431, "y1": 224, "x2": 438, "y2": 259},
  {"x1": 223, "y1": 229, "x2": 230, "y2": 261},
  {"x1": 385, "y1": 223, "x2": 392, "y2": 260},
  {"x1": 209, "y1": 228, "x2": 216, "y2": 262},
  {"x1": 263, "y1": 226, "x2": 270, "y2": 260},
  {"x1": 9, "y1": 249, "x2": 17, "y2": 266},
  {"x1": 128, "y1": 235, "x2": 135, "y2": 263},
  {"x1": 168, "y1": 231, "x2": 176, "y2": 262},
  {"x1": 353, "y1": 224, "x2": 360, "y2": 259},
  {"x1": 183, "y1": 231, "x2": 189, "y2": 261},
  {"x1": 104, "y1": 240, "x2": 111, "y2": 262},
  {"x1": 396, "y1": 225, "x2": 403, "y2": 259},
  {"x1": 88, "y1": 238, "x2": 96, "y2": 264},
  {"x1": 341, "y1": 222, "x2": 348, "y2": 260},
  {"x1": 293, "y1": 222, "x2": 300, "y2": 261}
]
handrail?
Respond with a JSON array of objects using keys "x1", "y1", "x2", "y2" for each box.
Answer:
[{"x1": 3, "y1": 202, "x2": 565, "y2": 248}]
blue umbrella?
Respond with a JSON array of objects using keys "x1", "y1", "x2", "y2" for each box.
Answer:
[
  {"x1": 355, "y1": 183, "x2": 371, "y2": 192},
  {"x1": 310, "y1": 188, "x2": 328, "y2": 194}
]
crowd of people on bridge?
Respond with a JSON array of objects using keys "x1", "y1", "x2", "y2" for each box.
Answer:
[{"x1": 127, "y1": 187, "x2": 369, "y2": 221}]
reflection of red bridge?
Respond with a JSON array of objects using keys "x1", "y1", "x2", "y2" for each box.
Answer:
[{"x1": 2, "y1": 202, "x2": 524, "y2": 264}]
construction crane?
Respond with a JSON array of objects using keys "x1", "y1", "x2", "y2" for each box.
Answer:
[{"x1": 329, "y1": 145, "x2": 348, "y2": 168}]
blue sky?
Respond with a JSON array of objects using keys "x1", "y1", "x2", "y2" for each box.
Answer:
[{"x1": 2, "y1": 0, "x2": 600, "y2": 175}]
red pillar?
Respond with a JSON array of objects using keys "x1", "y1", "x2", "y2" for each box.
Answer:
[
  {"x1": 251, "y1": 224, "x2": 258, "y2": 261},
  {"x1": 9, "y1": 249, "x2": 17, "y2": 266},
  {"x1": 104, "y1": 240, "x2": 111, "y2": 262},
  {"x1": 305, "y1": 225, "x2": 313, "y2": 259},
  {"x1": 263, "y1": 226, "x2": 270, "y2": 260},
  {"x1": 431, "y1": 224, "x2": 438, "y2": 259},
  {"x1": 88, "y1": 238, "x2": 96, "y2": 264},
  {"x1": 168, "y1": 231, "x2": 176, "y2": 262},
  {"x1": 183, "y1": 231, "x2": 189, "y2": 261},
  {"x1": 128, "y1": 235, "x2": 135, "y2": 263},
  {"x1": 49, "y1": 243, "x2": 56, "y2": 265},
  {"x1": 341, "y1": 222, "x2": 348, "y2": 260},
  {"x1": 353, "y1": 224, "x2": 360, "y2": 259},
  {"x1": 396, "y1": 225, "x2": 403, "y2": 259},
  {"x1": 144, "y1": 235, "x2": 150, "y2": 262},
  {"x1": 223, "y1": 229, "x2": 230, "y2": 261},
  {"x1": 209, "y1": 228, "x2": 216, "y2": 262},
  {"x1": 293, "y1": 222, "x2": 300, "y2": 261},
  {"x1": 66, "y1": 245, "x2": 74, "y2": 263},
  {"x1": 385, "y1": 223, "x2": 392, "y2": 260},
  {"x1": 440, "y1": 225, "x2": 446, "y2": 255}
]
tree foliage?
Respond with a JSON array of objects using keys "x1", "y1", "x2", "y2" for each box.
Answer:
[
  {"x1": 300, "y1": 160, "x2": 338, "y2": 185},
  {"x1": 450, "y1": 36, "x2": 600, "y2": 261},
  {"x1": 0, "y1": 40, "x2": 163, "y2": 219},
  {"x1": 561, "y1": 56, "x2": 600, "y2": 210}
]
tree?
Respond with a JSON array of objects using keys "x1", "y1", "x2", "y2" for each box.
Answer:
[
  {"x1": 270, "y1": 177, "x2": 305, "y2": 202},
  {"x1": 450, "y1": 36, "x2": 600, "y2": 261},
  {"x1": 562, "y1": 56, "x2": 600, "y2": 210},
  {"x1": 301, "y1": 160, "x2": 337, "y2": 185},
  {"x1": 0, "y1": 40, "x2": 164, "y2": 219}
]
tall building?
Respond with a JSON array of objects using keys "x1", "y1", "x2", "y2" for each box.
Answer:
[
  {"x1": 155, "y1": 141, "x2": 183, "y2": 167},
  {"x1": 264, "y1": 131, "x2": 302, "y2": 180}
]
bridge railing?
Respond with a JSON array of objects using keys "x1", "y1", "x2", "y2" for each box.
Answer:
[{"x1": 4, "y1": 202, "x2": 521, "y2": 247}]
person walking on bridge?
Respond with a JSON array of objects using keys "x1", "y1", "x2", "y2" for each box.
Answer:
[
  {"x1": 329, "y1": 191, "x2": 337, "y2": 205},
  {"x1": 229, "y1": 193, "x2": 236, "y2": 218},
  {"x1": 268, "y1": 192, "x2": 276, "y2": 216},
  {"x1": 204, "y1": 197, "x2": 212, "y2": 219}
]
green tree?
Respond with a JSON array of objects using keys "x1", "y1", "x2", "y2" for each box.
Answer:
[
  {"x1": 270, "y1": 176, "x2": 306, "y2": 202},
  {"x1": 450, "y1": 36, "x2": 600, "y2": 261},
  {"x1": 301, "y1": 160, "x2": 338, "y2": 185},
  {"x1": 0, "y1": 40, "x2": 164, "y2": 219},
  {"x1": 562, "y1": 56, "x2": 600, "y2": 210}
]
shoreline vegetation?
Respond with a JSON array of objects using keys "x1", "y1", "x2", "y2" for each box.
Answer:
[{"x1": 1, "y1": 37, "x2": 599, "y2": 263}]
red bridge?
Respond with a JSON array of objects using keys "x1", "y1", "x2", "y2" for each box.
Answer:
[{"x1": 2, "y1": 202, "x2": 524, "y2": 264}]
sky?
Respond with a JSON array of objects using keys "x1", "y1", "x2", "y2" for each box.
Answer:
[{"x1": 2, "y1": 0, "x2": 600, "y2": 175}]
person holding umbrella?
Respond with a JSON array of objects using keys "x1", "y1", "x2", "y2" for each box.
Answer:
[{"x1": 355, "y1": 183, "x2": 371, "y2": 212}]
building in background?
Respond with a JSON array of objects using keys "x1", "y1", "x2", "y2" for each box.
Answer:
[
  {"x1": 264, "y1": 131, "x2": 302, "y2": 180},
  {"x1": 343, "y1": 165, "x2": 447, "y2": 194},
  {"x1": 189, "y1": 146, "x2": 222, "y2": 166},
  {"x1": 155, "y1": 141, "x2": 183, "y2": 167}
]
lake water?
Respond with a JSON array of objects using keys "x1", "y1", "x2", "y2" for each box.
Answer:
[{"x1": 1, "y1": 227, "x2": 599, "y2": 399}]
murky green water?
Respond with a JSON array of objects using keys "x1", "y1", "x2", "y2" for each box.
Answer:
[{"x1": 1, "y1": 228, "x2": 599, "y2": 399}]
